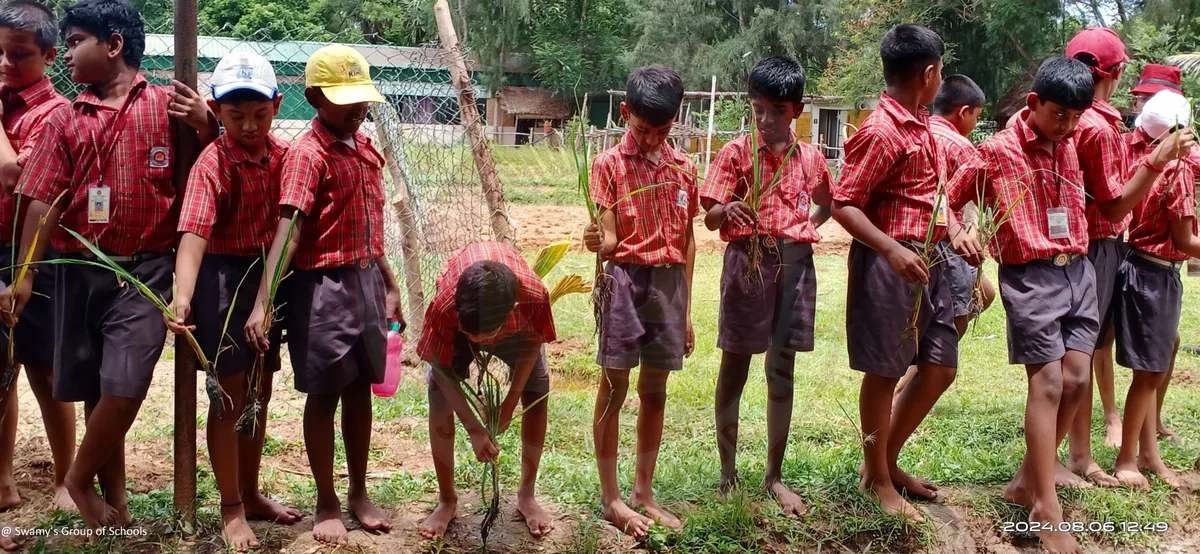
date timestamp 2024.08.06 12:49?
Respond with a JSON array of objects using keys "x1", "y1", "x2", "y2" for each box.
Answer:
[{"x1": 1002, "y1": 521, "x2": 1169, "y2": 534}]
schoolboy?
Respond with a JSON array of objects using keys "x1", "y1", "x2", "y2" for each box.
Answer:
[
  {"x1": 0, "y1": 0, "x2": 74, "y2": 515},
  {"x1": 945, "y1": 58, "x2": 1192, "y2": 554},
  {"x1": 244, "y1": 44, "x2": 403, "y2": 546},
  {"x1": 1112, "y1": 90, "x2": 1195, "y2": 491},
  {"x1": 831, "y1": 24, "x2": 960, "y2": 523},
  {"x1": 0, "y1": 0, "x2": 216, "y2": 528},
  {"x1": 1129, "y1": 64, "x2": 1182, "y2": 118},
  {"x1": 582, "y1": 64, "x2": 697, "y2": 539},
  {"x1": 1063, "y1": 28, "x2": 1184, "y2": 488},
  {"x1": 699, "y1": 56, "x2": 829, "y2": 516},
  {"x1": 166, "y1": 51, "x2": 300, "y2": 550},
  {"x1": 415, "y1": 241, "x2": 557, "y2": 540}
]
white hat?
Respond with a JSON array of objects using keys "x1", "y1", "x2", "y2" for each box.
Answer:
[
  {"x1": 210, "y1": 52, "x2": 278, "y2": 100},
  {"x1": 1135, "y1": 90, "x2": 1192, "y2": 141}
]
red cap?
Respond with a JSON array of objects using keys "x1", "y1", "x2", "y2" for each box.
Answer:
[
  {"x1": 1066, "y1": 27, "x2": 1129, "y2": 79},
  {"x1": 1131, "y1": 64, "x2": 1183, "y2": 96}
]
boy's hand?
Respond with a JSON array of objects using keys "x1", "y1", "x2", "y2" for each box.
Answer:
[
  {"x1": 165, "y1": 297, "x2": 195, "y2": 335},
  {"x1": 385, "y1": 285, "x2": 406, "y2": 333},
  {"x1": 0, "y1": 277, "x2": 33, "y2": 328},
  {"x1": 885, "y1": 243, "x2": 929, "y2": 284},
  {"x1": 467, "y1": 427, "x2": 499, "y2": 462},
  {"x1": 168, "y1": 80, "x2": 211, "y2": 133},
  {"x1": 950, "y1": 225, "x2": 985, "y2": 267},
  {"x1": 497, "y1": 400, "x2": 517, "y2": 434},
  {"x1": 723, "y1": 201, "x2": 755, "y2": 227},
  {"x1": 1151, "y1": 128, "x2": 1197, "y2": 168},
  {"x1": 244, "y1": 304, "x2": 270, "y2": 354},
  {"x1": 684, "y1": 319, "x2": 695, "y2": 357},
  {"x1": 583, "y1": 223, "x2": 605, "y2": 253}
]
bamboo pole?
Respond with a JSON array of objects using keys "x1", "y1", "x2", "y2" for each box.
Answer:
[
  {"x1": 433, "y1": 0, "x2": 514, "y2": 246},
  {"x1": 370, "y1": 104, "x2": 426, "y2": 339},
  {"x1": 172, "y1": 0, "x2": 199, "y2": 532},
  {"x1": 705, "y1": 75, "x2": 717, "y2": 170}
]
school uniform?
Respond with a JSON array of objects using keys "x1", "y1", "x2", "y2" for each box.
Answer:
[
  {"x1": 947, "y1": 116, "x2": 1098, "y2": 365},
  {"x1": 929, "y1": 115, "x2": 986, "y2": 318},
  {"x1": 0, "y1": 77, "x2": 67, "y2": 371},
  {"x1": 177, "y1": 133, "x2": 288, "y2": 375},
  {"x1": 699, "y1": 132, "x2": 828, "y2": 354},
  {"x1": 832, "y1": 93, "x2": 958, "y2": 378},
  {"x1": 1113, "y1": 156, "x2": 1194, "y2": 372},
  {"x1": 417, "y1": 241, "x2": 556, "y2": 396},
  {"x1": 1076, "y1": 100, "x2": 1130, "y2": 340},
  {"x1": 278, "y1": 117, "x2": 390, "y2": 394},
  {"x1": 591, "y1": 132, "x2": 698, "y2": 371},
  {"x1": 19, "y1": 75, "x2": 179, "y2": 403}
]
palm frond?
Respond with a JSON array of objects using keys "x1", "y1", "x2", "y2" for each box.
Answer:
[
  {"x1": 1166, "y1": 53, "x2": 1200, "y2": 74},
  {"x1": 532, "y1": 239, "x2": 572, "y2": 279},
  {"x1": 548, "y1": 274, "x2": 591, "y2": 304}
]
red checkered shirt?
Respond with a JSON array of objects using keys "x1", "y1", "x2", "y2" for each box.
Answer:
[
  {"x1": 699, "y1": 132, "x2": 831, "y2": 243},
  {"x1": 417, "y1": 241, "x2": 557, "y2": 368},
  {"x1": 1076, "y1": 100, "x2": 1129, "y2": 239},
  {"x1": 178, "y1": 133, "x2": 288, "y2": 256},
  {"x1": 1125, "y1": 131, "x2": 1197, "y2": 261},
  {"x1": 279, "y1": 118, "x2": 385, "y2": 270},
  {"x1": 832, "y1": 92, "x2": 945, "y2": 243},
  {"x1": 1124, "y1": 128, "x2": 1153, "y2": 180},
  {"x1": 0, "y1": 78, "x2": 68, "y2": 242},
  {"x1": 929, "y1": 116, "x2": 984, "y2": 190},
  {"x1": 18, "y1": 75, "x2": 178, "y2": 255},
  {"x1": 590, "y1": 131, "x2": 698, "y2": 265},
  {"x1": 947, "y1": 115, "x2": 1088, "y2": 265}
]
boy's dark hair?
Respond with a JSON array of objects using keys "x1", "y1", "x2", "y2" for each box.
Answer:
[
  {"x1": 880, "y1": 24, "x2": 945, "y2": 85},
  {"x1": 1071, "y1": 52, "x2": 1120, "y2": 86},
  {"x1": 748, "y1": 56, "x2": 806, "y2": 105},
  {"x1": 0, "y1": 0, "x2": 57, "y2": 52},
  {"x1": 1031, "y1": 57, "x2": 1095, "y2": 111},
  {"x1": 625, "y1": 64, "x2": 684, "y2": 127},
  {"x1": 61, "y1": 0, "x2": 144, "y2": 69},
  {"x1": 455, "y1": 261, "x2": 518, "y2": 335},
  {"x1": 932, "y1": 75, "x2": 985, "y2": 116},
  {"x1": 217, "y1": 88, "x2": 274, "y2": 106}
]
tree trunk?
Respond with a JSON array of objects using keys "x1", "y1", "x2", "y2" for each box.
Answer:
[
  {"x1": 1114, "y1": 0, "x2": 1128, "y2": 25},
  {"x1": 434, "y1": 0, "x2": 515, "y2": 246},
  {"x1": 1087, "y1": 0, "x2": 1107, "y2": 27}
]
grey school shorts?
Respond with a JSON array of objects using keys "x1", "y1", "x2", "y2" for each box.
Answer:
[
  {"x1": 998, "y1": 256, "x2": 1099, "y2": 365},
  {"x1": 939, "y1": 241, "x2": 979, "y2": 318},
  {"x1": 53, "y1": 253, "x2": 174, "y2": 402},
  {"x1": 1115, "y1": 253, "x2": 1182, "y2": 373},
  {"x1": 192, "y1": 254, "x2": 282, "y2": 376},
  {"x1": 718, "y1": 239, "x2": 816, "y2": 355},
  {"x1": 1088, "y1": 237, "x2": 1127, "y2": 342},
  {"x1": 0, "y1": 245, "x2": 56, "y2": 371},
  {"x1": 596, "y1": 262, "x2": 688, "y2": 371},
  {"x1": 846, "y1": 241, "x2": 958, "y2": 378},
  {"x1": 427, "y1": 334, "x2": 550, "y2": 400},
  {"x1": 286, "y1": 263, "x2": 387, "y2": 394}
]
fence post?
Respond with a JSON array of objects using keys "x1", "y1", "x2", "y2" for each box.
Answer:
[
  {"x1": 172, "y1": 0, "x2": 199, "y2": 532},
  {"x1": 432, "y1": 0, "x2": 515, "y2": 246},
  {"x1": 705, "y1": 75, "x2": 716, "y2": 170}
]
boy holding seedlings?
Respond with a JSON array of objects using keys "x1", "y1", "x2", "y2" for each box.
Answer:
[
  {"x1": 0, "y1": 0, "x2": 74, "y2": 515},
  {"x1": 945, "y1": 58, "x2": 1193, "y2": 554},
  {"x1": 415, "y1": 241, "x2": 558, "y2": 540},
  {"x1": 166, "y1": 51, "x2": 300, "y2": 550},
  {"x1": 583, "y1": 64, "x2": 697, "y2": 539},
  {"x1": 244, "y1": 44, "x2": 403, "y2": 546},
  {"x1": 0, "y1": 0, "x2": 216, "y2": 528},
  {"x1": 1111, "y1": 90, "x2": 1195, "y2": 490},
  {"x1": 831, "y1": 24, "x2": 960, "y2": 522},
  {"x1": 699, "y1": 56, "x2": 830, "y2": 516}
]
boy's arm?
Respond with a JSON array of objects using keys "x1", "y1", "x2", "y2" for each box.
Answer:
[
  {"x1": 1101, "y1": 128, "x2": 1196, "y2": 222},
  {"x1": 584, "y1": 209, "x2": 618, "y2": 255},
  {"x1": 166, "y1": 233, "x2": 208, "y2": 334},
  {"x1": 376, "y1": 255, "x2": 406, "y2": 331},
  {"x1": 0, "y1": 104, "x2": 18, "y2": 191},
  {"x1": 0, "y1": 199, "x2": 60, "y2": 326},
  {"x1": 245, "y1": 208, "x2": 303, "y2": 353},
  {"x1": 684, "y1": 219, "x2": 696, "y2": 356},
  {"x1": 497, "y1": 338, "x2": 542, "y2": 432},
  {"x1": 1169, "y1": 217, "x2": 1200, "y2": 259},
  {"x1": 832, "y1": 202, "x2": 928, "y2": 283},
  {"x1": 811, "y1": 161, "x2": 834, "y2": 228},
  {"x1": 702, "y1": 199, "x2": 754, "y2": 230},
  {"x1": 168, "y1": 80, "x2": 219, "y2": 145},
  {"x1": 430, "y1": 366, "x2": 499, "y2": 462}
]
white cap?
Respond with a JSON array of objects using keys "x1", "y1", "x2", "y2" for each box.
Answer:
[
  {"x1": 210, "y1": 51, "x2": 278, "y2": 100},
  {"x1": 1135, "y1": 90, "x2": 1191, "y2": 141}
]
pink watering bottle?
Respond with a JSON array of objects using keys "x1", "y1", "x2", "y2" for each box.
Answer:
[{"x1": 373, "y1": 321, "x2": 404, "y2": 397}]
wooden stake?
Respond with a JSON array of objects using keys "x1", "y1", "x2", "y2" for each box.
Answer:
[{"x1": 370, "y1": 103, "x2": 426, "y2": 338}]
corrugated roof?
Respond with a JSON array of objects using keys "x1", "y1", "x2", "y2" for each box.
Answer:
[
  {"x1": 146, "y1": 34, "x2": 476, "y2": 70},
  {"x1": 377, "y1": 81, "x2": 491, "y2": 99},
  {"x1": 498, "y1": 86, "x2": 572, "y2": 119}
]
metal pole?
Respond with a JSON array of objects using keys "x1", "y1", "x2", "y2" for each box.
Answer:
[
  {"x1": 705, "y1": 75, "x2": 717, "y2": 170},
  {"x1": 172, "y1": 0, "x2": 199, "y2": 532}
]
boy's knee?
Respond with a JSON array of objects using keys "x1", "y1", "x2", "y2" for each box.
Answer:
[{"x1": 1061, "y1": 369, "x2": 1089, "y2": 400}]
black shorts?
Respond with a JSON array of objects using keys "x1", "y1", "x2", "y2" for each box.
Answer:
[
  {"x1": 998, "y1": 257, "x2": 1099, "y2": 365},
  {"x1": 717, "y1": 239, "x2": 816, "y2": 354},
  {"x1": 596, "y1": 262, "x2": 688, "y2": 371},
  {"x1": 192, "y1": 254, "x2": 282, "y2": 376},
  {"x1": 1114, "y1": 253, "x2": 1182, "y2": 373},
  {"x1": 286, "y1": 263, "x2": 387, "y2": 394},
  {"x1": 0, "y1": 245, "x2": 56, "y2": 371}
]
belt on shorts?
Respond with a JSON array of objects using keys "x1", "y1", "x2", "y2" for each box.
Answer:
[
  {"x1": 1046, "y1": 252, "x2": 1082, "y2": 267},
  {"x1": 353, "y1": 258, "x2": 378, "y2": 269},
  {"x1": 68, "y1": 251, "x2": 167, "y2": 264},
  {"x1": 1133, "y1": 249, "x2": 1184, "y2": 270},
  {"x1": 745, "y1": 236, "x2": 799, "y2": 248}
]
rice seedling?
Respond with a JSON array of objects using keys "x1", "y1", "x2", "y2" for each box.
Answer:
[
  {"x1": 1, "y1": 195, "x2": 25, "y2": 392},
  {"x1": 900, "y1": 187, "x2": 951, "y2": 344},
  {"x1": 740, "y1": 107, "x2": 801, "y2": 290},
  {"x1": 967, "y1": 173, "x2": 1028, "y2": 320}
]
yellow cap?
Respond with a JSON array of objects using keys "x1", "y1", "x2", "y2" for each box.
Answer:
[{"x1": 305, "y1": 44, "x2": 385, "y2": 105}]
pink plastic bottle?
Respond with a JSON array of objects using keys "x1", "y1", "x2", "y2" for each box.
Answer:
[{"x1": 373, "y1": 321, "x2": 404, "y2": 397}]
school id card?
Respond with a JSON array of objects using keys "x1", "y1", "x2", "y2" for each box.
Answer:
[
  {"x1": 1047, "y1": 207, "x2": 1069, "y2": 240},
  {"x1": 88, "y1": 185, "x2": 110, "y2": 224}
]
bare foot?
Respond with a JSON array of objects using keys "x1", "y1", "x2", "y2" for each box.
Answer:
[
  {"x1": 1030, "y1": 504, "x2": 1084, "y2": 554},
  {"x1": 718, "y1": 472, "x2": 738, "y2": 500},
  {"x1": 890, "y1": 466, "x2": 937, "y2": 500},
  {"x1": 1104, "y1": 414, "x2": 1123, "y2": 448},
  {"x1": 348, "y1": 493, "x2": 392, "y2": 533},
  {"x1": 312, "y1": 503, "x2": 348, "y2": 545},
  {"x1": 861, "y1": 475, "x2": 924, "y2": 523},
  {"x1": 0, "y1": 483, "x2": 19, "y2": 511},
  {"x1": 629, "y1": 492, "x2": 682, "y2": 530},
  {"x1": 767, "y1": 481, "x2": 807, "y2": 517},
  {"x1": 1053, "y1": 463, "x2": 1092, "y2": 489},
  {"x1": 244, "y1": 491, "x2": 301, "y2": 524},
  {"x1": 517, "y1": 494, "x2": 555, "y2": 537},
  {"x1": 1113, "y1": 465, "x2": 1151, "y2": 490},
  {"x1": 1158, "y1": 425, "x2": 1180, "y2": 442},
  {"x1": 50, "y1": 485, "x2": 78, "y2": 512},
  {"x1": 418, "y1": 498, "x2": 456, "y2": 540},
  {"x1": 1067, "y1": 458, "x2": 1118, "y2": 487},
  {"x1": 602, "y1": 499, "x2": 653, "y2": 540},
  {"x1": 109, "y1": 502, "x2": 132, "y2": 526},
  {"x1": 1002, "y1": 478, "x2": 1031, "y2": 508},
  {"x1": 221, "y1": 504, "x2": 260, "y2": 552},
  {"x1": 66, "y1": 481, "x2": 116, "y2": 528},
  {"x1": 0, "y1": 531, "x2": 18, "y2": 552},
  {"x1": 1139, "y1": 458, "x2": 1182, "y2": 490}
]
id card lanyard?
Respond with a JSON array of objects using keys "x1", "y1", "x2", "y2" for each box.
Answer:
[
  {"x1": 1045, "y1": 141, "x2": 1070, "y2": 240},
  {"x1": 87, "y1": 82, "x2": 146, "y2": 224}
]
